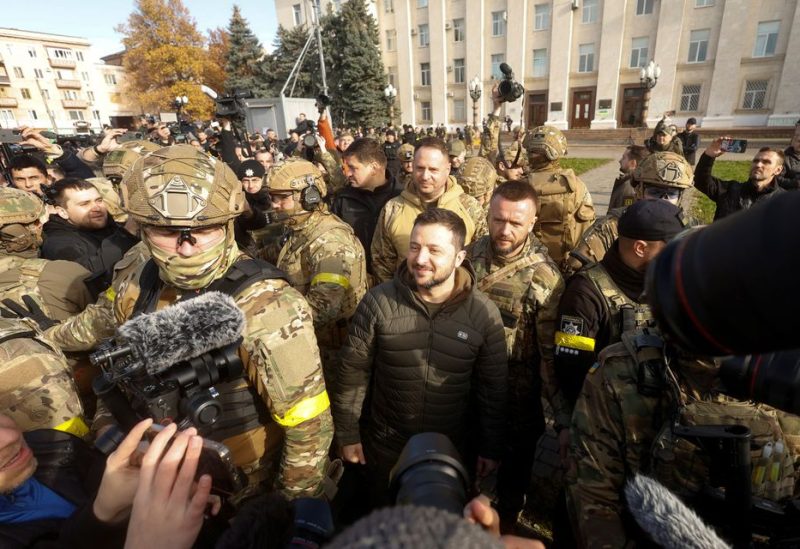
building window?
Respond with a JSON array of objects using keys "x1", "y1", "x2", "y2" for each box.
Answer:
[
  {"x1": 421, "y1": 101, "x2": 431, "y2": 121},
  {"x1": 753, "y1": 21, "x2": 779, "y2": 57},
  {"x1": 636, "y1": 0, "x2": 654, "y2": 15},
  {"x1": 453, "y1": 99, "x2": 466, "y2": 121},
  {"x1": 63, "y1": 90, "x2": 78, "y2": 100},
  {"x1": 81, "y1": 71, "x2": 89, "y2": 81},
  {"x1": 0, "y1": 110, "x2": 16, "y2": 126},
  {"x1": 34, "y1": 68, "x2": 44, "y2": 79},
  {"x1": 534, "y1": 4, "x2": 551, "y2": 30},
  {"x1": 688, "y1": 29, "x2": 709, "y2": 63},
  {"x1": 418, "y1": 0, "x2": 428, "y2": 7},
  {"x1": 696, "y1": 0, "x2": 714, "y2": 6},
  {"x1": 582, "y1": 0, "x2": 599, "y2": 24},
  {"x1": 419, "y1": 24, "x2": 429, "y2": 47},
  {"x1": 420, "y1": 63, "x2": 431, "y2": 86},
  {"x1": 453, "y1": 18, "x2": 465, "y2": 42},
  {"x1": 41, "y1": 89, "x2": 50, "y2": 100},
  {"x1": 27, "y1": 47, "x2": 37, "y2": 58},
  {"x1": 76, "y1": 52, "x2": 84, "y2": 61},
  {"x1": 68, "y1": 110, "x2": 85, "y2": 121},
  {"x1": 20, "y1": 88, "x2": 31, "y2": 99},
  {"x1": 87, "y1": 91, "x2": 95, "y2": 101},
  {"x1": 680, "y1": 84, "x2": 701, "y2": 111},
  {"x1": 292, "y1": 4, "x2": 303, "y2": 26},
  {"x1": 104, "y1": 73, "x2": 117, "y2": 85},
  {"x1": 49, "y1": 48, "x2": 74, "y2": 59},
  {"x1": 386, "y1": 30, "x2": 396, "y2": 51},
  {"x1": 630, "y1": 37, "x2": 649, "y2": 68},
  {"x1": 92, "y1": 110, "x2": 101, "y2": 121},
  {"x1": 742, "y1": 80, "x2": 768, "y2": 109},
  {"x1": 13, "y1": 67, "x2": 23, "y2": 78},
  {"x1": 578, "y1": 43, "x2": 595, "y2": 72},
  {"x1": 532, "y1": 48, "x2": 548, "y2": 77},
  {"x1": 491, "y1": 54, "x2": 505, "y2": 79},
  {"x1": 453, "y1": 58, "x2": 465, "y2": 84},
  {"x1": 27, "y1": 110, "x2": 38, "y2": 120},
  {"x1": 492, "y1": 11, "x2": 507, "y2": 36},
  {"x1": 385, "y1": 0, "x2": 394, "y2": 12}
]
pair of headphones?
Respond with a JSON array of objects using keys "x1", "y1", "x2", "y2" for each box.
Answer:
[{"x1": 300, "y1": 174, "x2": 322, "y2": 211}]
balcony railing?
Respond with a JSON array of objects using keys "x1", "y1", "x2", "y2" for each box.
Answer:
[
  {"x1": 49, "y1": 58, "x2": 77, "y2": 69},
  {"x1": 55, "y1": 79, "x2": 81, "y2": 89},
  {"x1": 61, "y1": 99, "x2": 89, "y2": 108},
  {"x1": 0, "y1": 97, "x2": 18, "y2": 107}
]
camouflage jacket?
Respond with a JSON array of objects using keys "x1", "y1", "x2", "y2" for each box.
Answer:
[
  {"x1": 479, "y1": 114, "x2": 502, "y2": 159},
  {"x1": 275, "y1": 210, "x2": 367, "y2": 341},
  {"x1": 570, "y1": 329, "x2": 800, "y2": 548},
  {"x1": 316, "y1": 148, "x2": 347, "y2": 195},
  {"x1": 371, "y1": 178, "x2": 489, "y2": 283},
  {"x1": 47, "y1": 243, "x2": 334, "y2": 499},
  {"x1": 563, "y1": 207, "x2": 623, "y2": 279},
  {"x1": 0, "y1": 252, "x2": 94, "y2": 321},
  {"x1": 0, "y1": 317, "x2": 85, "y2": 435},
  {"x1": 468, "y1": 235, "x2": 570, "y2": 428}
]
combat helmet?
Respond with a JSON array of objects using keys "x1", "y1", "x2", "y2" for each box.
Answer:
[
  {"x1": 0, "y1": 187, "x2": 46, "y2": 253},
  {"x1": 266, "y1": 159, "x2": 327, "y2": 223},
  {"x1": 103, "y1": 140, "x2": 159, "y2": 184},
  {"x1": 633, "y1": 151, "x2": 694, "y2": 190},
  {"x1": 398, "y1": 143, "x2": 415, "y2": 162},
  {"x1": 523, "y1": 125, "x2": 568, "y2": 161},
  {"x1": 458, "y1": 156, "x2": 498, "y2": 197},
  {"x1": 120, "y1": 144, "x2": 244, "y2": 227}
]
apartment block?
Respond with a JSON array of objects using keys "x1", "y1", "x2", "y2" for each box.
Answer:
[{"x1": 275, "y1": 0, "x2": 800, "y2": 129}]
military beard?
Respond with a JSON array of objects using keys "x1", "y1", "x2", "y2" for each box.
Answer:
[{"x1": 415, "y1": 262, "x2": 456, "y2": 290}]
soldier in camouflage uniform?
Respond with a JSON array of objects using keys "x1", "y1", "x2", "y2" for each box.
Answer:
[
  {"x1": 457, "y1": 156, "x2": 498, "y2": 213},
  {"x1": 371, "y1": 137, "x2": 488, "y2": 283},
  {"x1": 263, "y1": 159, "x2": 367, "y2": 390},
  {"x1": 564, "y1": 151, "x2": 695, "y2": 278},
  {"x1": 523, "y1": 125, "x2": 596, "y2": 269},
  {"x1": 570, "y1": 326, "x2": 800, "y2": 547},
  {"x1": 397, "y1": 142, "x2": 415, "y2": 188},
  {"x1": 467, "y1": 181, "x2": 567, "y2": 529},
  {"x1": 46, "y1": 145, "x2": 334, "y2": 499},
  {"x1": 0, "y1": 317, "x2": 85, "y2": 436}
]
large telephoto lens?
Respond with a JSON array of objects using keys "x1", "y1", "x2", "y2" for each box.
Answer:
[{"x1": 719, "y1": 350, "x2": 800, "y2": 416}]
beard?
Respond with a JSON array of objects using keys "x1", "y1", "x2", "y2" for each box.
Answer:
[{"x1": 413, "y1": 260, "x2": 456, "y2": 290}]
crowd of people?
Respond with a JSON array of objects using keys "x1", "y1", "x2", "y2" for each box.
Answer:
[{"x1": 0, "y1": 76, "x2": 799, "y2": 548}]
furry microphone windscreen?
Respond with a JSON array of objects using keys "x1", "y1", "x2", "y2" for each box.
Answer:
[
  {"x1": 117, "y1": 291, "x2": 246, "y2": 376},
  {"x1": 625, "y1": 474, "x2": 730, "y2": 549}
]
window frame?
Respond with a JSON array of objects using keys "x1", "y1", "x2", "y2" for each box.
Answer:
[
  {"x1": 753, "y1": 21, "x2": 779, "y2": 58},
  {"x1": 629, "y1": 36, "x2": 649, "y2": 68},
  {"x1": 453, "y1": 18, "x2": 465, "y2": 42},
  {"x1": 420, "y1": 62, "x2": 431, "y2": 86},
  {"x1": 582, "y1": 0, "x2": 599, "y2": 24},
  {"x1": 742, "y1": 80, "x2": 768, "y2": 110},
  {"x1": 421, "y1": 101, "x2": 432, "y2": 121},
  {"x1": 453, "y1": 58, "x2": 465, "y2": 84},
  {"x1": 534, "y1": 3, "x2": 551, "y2": 30},
  {"x1": 578, "y1": 43, "x2": 595, "y2": 73},
  {"x1": 688, "y1": 29, "x2": 710, "y2": 63},
  {"x1": 636, "y1": 0, "x2": 654, "y2": 15},
  {"x1": 419, "y1": 24, "x2": 429, "y2": 47},
  {"x1": 492, "y1": 11, "x2": 507, "y2": 37},
  {"x1": 532, "y1": 48, "x2": 548, "y2": 77},
  {"x1": 491, "y1": 54, "x2": 505, "y2": 79},
  {"x1": 680, "y1": 84, "x2": 701, "y2": 112}
]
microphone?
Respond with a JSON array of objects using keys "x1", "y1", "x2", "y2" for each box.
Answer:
[
  {"x1": 625, "y1": 474, "x2": 730, "y2": 549},
  {"x1": 112, "y1": 291, "x2": 245, "y2": 376}
]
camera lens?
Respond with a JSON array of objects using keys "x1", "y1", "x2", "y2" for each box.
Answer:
[{"x1": 719, "y1": 350, "x2": 800, "y2": 416}]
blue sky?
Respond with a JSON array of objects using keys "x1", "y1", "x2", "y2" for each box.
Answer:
[{"x1": 2, "y1": 0, "x2": 279, "y2": 59}]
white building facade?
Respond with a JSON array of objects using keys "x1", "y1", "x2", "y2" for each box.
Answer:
[{"x1": 275, "y1": 0, "x2": 800, "y2": 130}]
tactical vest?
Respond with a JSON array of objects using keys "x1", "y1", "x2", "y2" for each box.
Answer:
[
  {"x1": 0, "y1": 317, "x2": 86, "y2": 436},
  {"x1": 529, "y1": 168, "x2": 595, "y2": 265},
  {"x1": 473, "y1": 243, "x2": 551, "y2": 363},
  {"x1": 566, "y1": 209, "x2": 623, "y2": 275},
  {"x1": 579, "y1": 262, "x2": 652, "y2": 344},
  {"x1": 0, "y1": 256, "x2": 51, "y2": 316},
  {"x1": 131, "y1": 258, "x2": 288, "y2": 445}
]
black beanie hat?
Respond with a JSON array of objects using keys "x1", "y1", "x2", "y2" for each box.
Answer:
[
  {"x1": 236, "y1": 159, "x2": 265, "y2": 180},
  {"x1": 618, "y1": 200, "x2": 686, "y2": 241}
]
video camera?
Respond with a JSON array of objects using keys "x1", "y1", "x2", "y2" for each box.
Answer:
[
  {"x1": 90, "y1": 336, "x2": 244, "y2": 432},
  {"x1": 216, "y1": 89, "x2": 253, "y2": 122},
  {"x1": 497, "y1": 63, "x2": 524, "y2": 103},
  {"x1": 0, "y1": 128, "x2": 42, "y2": 185}
]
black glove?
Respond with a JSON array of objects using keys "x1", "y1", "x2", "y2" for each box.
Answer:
[{"x1": 0, "y1": 295, "x2": 58, "y2": 330}]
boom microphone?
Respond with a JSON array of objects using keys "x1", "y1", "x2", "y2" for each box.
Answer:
[
  {"x1": 625, "y1": 474, "x2": 730, "y2": 549},
  {"x1": 92, "y1": 291, "x2": 245, "y2": 376}
]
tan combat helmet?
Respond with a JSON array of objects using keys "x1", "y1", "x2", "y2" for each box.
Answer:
[
  {"x1": 633, "y1": 151, "x2": 694, "y2": 189},
  {"x1": 266, "y1": 159, "x2": 327, "y2": 222},
  {"x1": 458, "y1": 156, "x2": 498, "y2": 197},
  {"x1": 523, "y1": 125, "x2": 568, "y2": 161},
  {"x1": 0, "y1": 187, "x2": 46, "y2": 253},
  {"x1": 120, "y1": 144, "x2": 244, "y2": 227},
  {"x1": 103, "y1": 140, "x2": 161, "y2": 184},
  {"x1": 398, "y1": 143, "x2": 415, "y2": 162}
]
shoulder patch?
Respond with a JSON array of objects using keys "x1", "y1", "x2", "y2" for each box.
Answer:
[{"x1": 560, "y1": 315, "x2": 583, "y2": 335}]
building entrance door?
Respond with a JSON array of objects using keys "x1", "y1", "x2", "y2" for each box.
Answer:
[
  {"x1": 527, "y1": 92, "x2": 548, "y2": 127},
  {"x1": 570, "y1": 89, "x2": 594, "y2": 128},
  {"x1": 620, "y1": 87, "x2": 645, "y2": 127}
]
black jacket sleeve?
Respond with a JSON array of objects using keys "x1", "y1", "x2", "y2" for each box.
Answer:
[
  {"x1": 474, "y1": 297, "x2": 509, "y2": 460},
  {"x1": 56, "y1": 149, "x2": 95, "y2": 180},
  {"x1": 693, "y1": 153, "x2": 724, "y2": 201},
  {"x1": 219, "y1": 129, "x2": 241, "y2": 173}
]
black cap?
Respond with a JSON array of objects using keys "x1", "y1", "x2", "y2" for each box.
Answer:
[
  {"x1": 236, "y1": 159, "x2": 265, "y2": 180},
  {"x1": 686, "y1": 117, "x2": 697, "y2": 125},
  {"x1": 618, "y1": 200, "x2": 686, "y2": 241}
]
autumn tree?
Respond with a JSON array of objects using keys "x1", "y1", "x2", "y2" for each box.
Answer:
[
  {"x1": 225, "y1": 5, "x2": 269, "y2": 96},
  {"x1": 116, "y1": 0, "x2": 214, "y2": 118},
  {"x1": 204, "y1": 27, "x2": 230, "y2": 96}
]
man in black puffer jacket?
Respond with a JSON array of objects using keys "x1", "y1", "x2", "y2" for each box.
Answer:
[{"x1": 332, "y1": 208, "x2": 508, "y2": 510}]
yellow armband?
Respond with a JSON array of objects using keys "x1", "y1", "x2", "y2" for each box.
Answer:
[{"x1": 272, "y1": 391, "x2": 330, "y2": 427}]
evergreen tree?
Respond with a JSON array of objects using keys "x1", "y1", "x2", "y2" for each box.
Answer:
[
  {"x1": 325, "y1": 0, "x2": 387, "y2": 128},
  {"x1": 224, "y1": 6, "x2": 270, "y2": 96},
  {"x1": 116, "y1": 0, "x2": 215, "y2": 118},
  {"x1": 262, "y1": 24, "x2": 325, "y2": 99}
]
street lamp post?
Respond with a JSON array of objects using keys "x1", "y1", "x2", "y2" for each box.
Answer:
[
  {"x1": 173, "y1": 95, "x2": 189, "y2": 121},
  {"x1": 468, "y1": 76, "x2": 482, "y2": 128},
  {"x1": 383, "y1": 84, "x2": 397, "y2": 126},
  {"x1": 639, "y1": 60, "x2": 661, "y2": 128}
]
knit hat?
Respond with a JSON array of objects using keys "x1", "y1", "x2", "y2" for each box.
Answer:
[
  {"x1": 236, "y1": 159, "x2": 265, "y2": 180},
  {"x1": 618, "y1": 200, "x2": 686, "y2": 241}
]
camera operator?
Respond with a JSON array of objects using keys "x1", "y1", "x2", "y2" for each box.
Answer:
[
  {"x1": 695, "y1": 138, "x2": 790, "y2": 220},
  {"x1": 10, "y1": 127, "x2": 94, "y2": 187},
  {"x1": 150, "y1": 123, "x2": 175, "y2": 147}
]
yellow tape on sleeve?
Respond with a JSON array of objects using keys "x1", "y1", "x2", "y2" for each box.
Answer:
[
  {"x1": 311, "y1": 272, "x2": 350, "y2": 290},
  {"x1": 54, "y1": 416, "x2": 90, "y2": 438},
  {"x1": 272, "y1": 391, "x2": 330, "y2": 427},
  {"x1": 555, "y1": 331, "x2": 595, "y2": 352}
]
